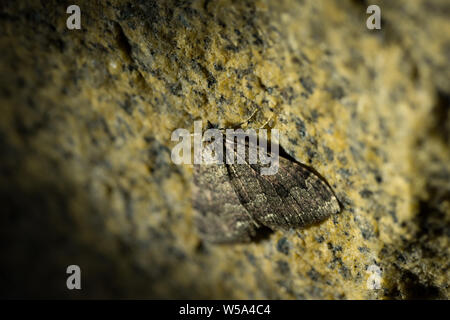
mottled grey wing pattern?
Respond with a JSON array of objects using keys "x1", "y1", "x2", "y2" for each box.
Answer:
[
  {"x1": 193, "y1": 138, "x2": 340, "y2": 243},
  {"x1": 193, "y1": 163, "x2": 258, "y2": 243},
  {"x1": 228, "y1": 157, "x2": 340, "y2": 230}
]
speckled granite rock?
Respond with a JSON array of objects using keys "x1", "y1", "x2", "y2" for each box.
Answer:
[{"x1": 0, "y1": 0, "x2": 448, "y2": 299}]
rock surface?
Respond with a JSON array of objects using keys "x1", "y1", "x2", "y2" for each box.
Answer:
[{"x1": 0, "y1": 0, "x2": 448, "y2": 299}]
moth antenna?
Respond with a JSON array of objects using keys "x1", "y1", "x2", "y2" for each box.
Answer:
[
  {"x1": 242, "y1": 107, "x2": 260, "y2": 125},
  {"x1": 227, "y1": 107, "x2": 260, "y2": 130},
  {"x1": 212, "y1": 107, "x2": 271, "y2": 130},
  {"x1": 258, "y1": 113, "x2": 276, "y2": 130}
]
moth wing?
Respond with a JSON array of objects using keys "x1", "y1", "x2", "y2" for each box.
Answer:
[
  {"x1": 193, "y1": 164, "x2": 258, "y2": 243},
  {"x1": 227, "y1": 141, "x2": 340, "y2": 230},
  {"x1": 255, "y1": 156, "x2": 340, "y2": 229}
]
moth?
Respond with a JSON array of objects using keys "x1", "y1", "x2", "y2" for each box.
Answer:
[{"x1": 192, "y1": 126, "x2": 340, "y2": 243}]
